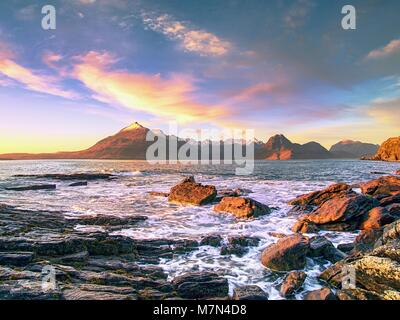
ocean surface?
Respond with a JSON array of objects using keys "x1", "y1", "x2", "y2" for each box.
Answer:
[{"x1": 0, "y1": 159, "x2": 399, "y2": 299}]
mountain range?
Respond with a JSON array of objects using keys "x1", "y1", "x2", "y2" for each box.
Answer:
[{"x1": 0, "y1": 122, "x2": 381, "y2": 160}]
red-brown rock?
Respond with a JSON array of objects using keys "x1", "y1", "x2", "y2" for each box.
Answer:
[
  {"x1": 214, "y1": 197, "x2": 270, "y2": 219},
  {"x1": 289, "y1": 183, "x2": 352, "y2": 207},
  {"x1": 168, "y1": 176, "x2": 217, "y2": 205},
  {"x1": 372, "y1": 137, "x2": 400, "y2": 161},
  {"x1": 360, "y1": 176, "x2": 400, "y2": 197},
  {"x1": 280, "y1": 271, "x2": 306, "y2": 297},
  {"x1": 304, "y1": 288, "x2": 337, "y2": 300},
  {"x1": 261, "y1": 235, "x2": 310, "y2": 271},
  {"x1": 359, "y1": 207, "x2": 395, "y2": 230}
]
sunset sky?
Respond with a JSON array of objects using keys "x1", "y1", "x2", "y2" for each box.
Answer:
[{"x1": 0, "y1": 0, "x2": 399, "y2": 153}]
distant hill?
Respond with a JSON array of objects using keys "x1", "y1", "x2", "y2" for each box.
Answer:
[
  {"x1": 370, "y1": 137, "x2": 400, "y2": 161},
  {"x1": 0, "y1": 122, "x2": 380, "y2": 161},
  {"x1": 255, "y1": 134, "x2": 332, "y2": 160},
  {"x1": 330, "y1": 140, "x2": 379, "y2": 159}
]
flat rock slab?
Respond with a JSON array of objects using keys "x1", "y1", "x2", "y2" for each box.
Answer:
[
  {"x1": 5, "y1": 184, "x2": 56, "y2": 191},
  {"x1": 168, "y1": 176, "x2": 217, "y2": 206},
  {"x1": 0, "y1": 252, "x2": 35, "y2": 267},
  {"x1": 13, "y1": 173, "x2": 115, "y2": 181},
  {"x1": 232, "y1": 285, "x2": 268, "y2": 300}
]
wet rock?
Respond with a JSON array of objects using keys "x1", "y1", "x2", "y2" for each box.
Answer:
[
  {"x1": 280, "y1": 271, "x2": 306, "y2": 297},
  {"x1": 200, "y1": 235, "x2": 223, "y2": 247},
  {"x1": 72, "y1": 215, "x2": 147, "y2": 227},
  {"x1": 58, "y1": 251, "x2": 89, "y2": 263},
  {"x1": 138, "y1": 288, "x2": 175, "y2": 300},
  {"x1": 353, "y1": 229, "x2": 384, "y2": 253},
  {"x1": 5, "y1": 184, "x2": 56, "y2": 191},
  {"x1": 0, "y1": 252, "x2": 35, "y2": 266},
  {"x1": 14, "y1": 173, "x2": 114, "y2": 181},
  {"x1": 0, "y1": 280, "x2": 62, "y2": 300},
  {"x1": 291, "y1": 219, "x2": 319, "y2": 234},
  {"x1": 148, "y1": 191, "x2": 169, "y2": 197},
  {"x1": 308, "y1": 236, "x2": 347, "y2": 263},
  {"x1": 337, "y1": 243, "x2": 355, "y2": 253},
  {"x1": 68, "y1": 181, "x2": 88, "y2": 187},
  {"x1": 214, "y1": 197, "x2": 271, "y2": 219},
  {"x1": 288, "y1": 183, "x2": 352, "y2": 207},
  {"x1": 228, "y1": 236, "x2": 260, "y2": 247},
  {"x1": 379, "y1": 194, "x2": 400, "y2": 207},
  {"x1": 336, "y1": 288, "x2": 382, "y2": 300},
  {"x1": 168, "y1": 176, "x2": 217, "y2": 206},
  {"x1": 232, "y1": 285, "x2": 268, "y2": 300},
  {"x1": 396, "y1": 170, "x2": 400, "y2": 175},
  {"x1": 381, "y1": 219, "x2": 400, "y2": 244},
  {"x1": 293, "y1": 193, "x2": 379, "y2": 232},
  {"x1": 268, "y1": 232, "x2": 288, "y2": 239},
  {"x1": 135, "y1": 239, "x2": 198, "y2": 262},
  {"x1": 172, "y1": 272, "x2": 229, "y2": 299},
  {"x1": 217, "y1": 188, "x2": 251, "y2": 197},
  {"x1": 261, "y1": 235, "x2": 310, "y2": 271},
  {"x1": 62, "y1": 287, "x2": 134, "y2": 300},
  {"x1": 304, "y1": 288, "x2": 337, "y2": 300},
  {"x1": 360, "y1": 176, "x2": 400, "y2": 197},
  {"x1": 359, "y1": 207, "x2": 395, "y2": 230},
  {"x1": 0, "y1": 266, "x2": 41, "y2": 281},
  {"x1": 220, "y1": 244, "x2": 249, "y2": 257}
]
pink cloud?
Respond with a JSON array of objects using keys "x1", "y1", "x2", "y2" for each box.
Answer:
[
  {"x1": 72, "y1": 51, "x2": 229, "y2": 123},
  {"x1": 366, "y1": 39, "x2": 400, "y2": 59}
]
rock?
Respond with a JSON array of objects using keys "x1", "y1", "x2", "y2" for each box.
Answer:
[
  {"x1": 291, "y1": 219, "x2": 319, "y2": 233},
  {"x1": 396, "y1": 170, "x2": 400, "y2": 175},
  {"x1": 308, "y1": 236, "x2": 347, "y2": 263},
  {"x1": 294, "y1": 193, "x2": 379, "y2": 232},
  {"x1": 200, "y1": 235, "x2": 223, "y2": 247},
  {"x1": 381, "y1": 220, "x2": 400, "y2": 244},
  {"x1": 5, "y1": 184, "x2": 56, "y2": 191},
  {"x1": 0, "y1": 280, "x2": 62, "y2": 300},
  {"x1": 232, "y1": 285, "x2": 268, "y2": 300},
  {"x1": 336, "y1": 288, "x2": 382, "y2": 300},
  {"x1": 359, "y1": 207, "x2": 395, "y2": 230},
  {"x1": 168, "y1": 176, "x2": 217, "y2": 205},
  {"x1": 337, "y1": 243, "x2": 355, "y2": 253},
  {"x1": 371, "y1": 137, "x2": 400, "y2": 161},
  {"x1": 58, "y1": 251, "x2": 89, "y2": 263},
  {"x1": 353, "y1": 229, "x2": 384, "y2": 253},
  {"x1": 214, "y1": 197, "x2": 271, "y2": 219},
  {"x1": 0, "y1": 252, "x2": 34, "y2": 267},
  {"x1": 289, "y1": 183, "x2": 352, "y2": 207},
  {"x1": 280, "y1": 271, "x2": 306, "y2": 297},
  {"x1": 69, "y1": 181, "x2": 88, "y2": 187},
  {"x1": 72, "y1": 215, "x2": 147, "y2": 227},
  {"x1": 148, "y1": 191, "x2": 169, "y2": 197},
  {"x1": 261, "y1": 235, "x2": 310, "y2": 271},
  {"x1": 228, "y1": 236, "x2": 260, "y2": 247},
  {"x1": 14, "y1": 173, "x2": 114, "y2": 181},
  {"x1": 379, "y1": 194, "x2": 400, "y2": 207},
  {"x1": 304, "y1": 288, "x2": 337, "y2": 300},
  {"x1": 217, "y1": 188, "x2": 251, "y2": 197},
  {"x1": 62, "y1": 287, "x2": 135, "y2": 300},
  {"x1": 172, "y1": 272, "x2": 229, "y2": 299},
  {"x1": 360, "y1": 176, "x2": 400, "y2": 197},
  {"x1": 220, "y1": 245, "x2": 249, "y2": 257}
]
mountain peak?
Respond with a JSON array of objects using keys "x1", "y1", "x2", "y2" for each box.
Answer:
[{"x1": 121, "y1": 122, "x2": 145, "y2": 132}]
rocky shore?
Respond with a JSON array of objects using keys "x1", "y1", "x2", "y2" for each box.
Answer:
[{"x1": 1, "y1": 173, "x2": 400, "y2": 300}]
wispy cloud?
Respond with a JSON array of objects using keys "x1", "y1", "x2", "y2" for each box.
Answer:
[
  {"x1": 72, "y1": 51, "x2": 229, "y2": 122},
  {"x1": 367, "y1": 97, "x2": 400, "y2": 126},
  {"x1": 0, "y1": 43, "x2": 76, "y2": 99},
  {"x1": 366, "y1": 39, "x2": 400, "y2": 59},
  {"x1": 284, "y1": 0, "x2": 315, "y2": 29},
  {"x1": 141, "y1": 12, "x2": 231, "y2": 56}
]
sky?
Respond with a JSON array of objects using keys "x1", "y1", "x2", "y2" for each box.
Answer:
[{"x1": 0, "y1": 0, "x2": 399, "y2": 153}]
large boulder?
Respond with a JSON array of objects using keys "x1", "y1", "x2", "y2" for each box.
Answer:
[
  {"x1": 280, "y1": 271, "x2": 306, "y2": 297},
  {"x1": 261, "y1": 235, "x2": 310, "y2": 271},
  {"x1": 293, "y1": 193, "x2": 379, "y2": 232},
  {"x1": 360, "y1": 176, "x2": 400, "y2": 197},
  {"x1": 308, "y1": 236, "x2": 347, "y2": 263},
  {"x1": 214, "y1": 197, "x2": 270, "y2": 219},
  {"x1": 289, "y1": 183, "x2": 351, "y2": 207},
  {"x1": 168, "y1": 176, "x2": 217, "y2": 206},
  {"x1": 372, "y1": 137, "x2": 400, "y2": 161}
]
